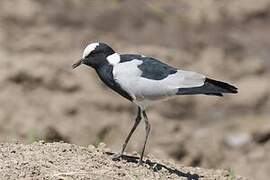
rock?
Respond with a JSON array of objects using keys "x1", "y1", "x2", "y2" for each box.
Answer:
[{"x1": 224, "y1": 132, "x2": 252, "y2": 148}]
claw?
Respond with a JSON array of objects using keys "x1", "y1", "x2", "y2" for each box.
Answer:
[{"x1": 138, "y1": 160, "x2": 143, "y2": 166}]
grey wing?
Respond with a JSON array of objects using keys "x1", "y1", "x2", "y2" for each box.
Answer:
[{"x1": 113, "y1": 57, "x2": 206, "y2": 101}]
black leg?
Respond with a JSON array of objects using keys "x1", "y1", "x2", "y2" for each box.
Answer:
[
  {"x1": 113, "y1": 107, "x2": 142, "y2": 160},
  {"x1": 139, "y1": 110, "x2": 151, "y2": 165}
]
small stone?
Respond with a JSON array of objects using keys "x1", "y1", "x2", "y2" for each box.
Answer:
[
  {"x1": 224, "y1": 132, "x2": 252, "y2": 148},
  {"x1": 97, "y1": 142, "x2": 106, "y2": 150}
]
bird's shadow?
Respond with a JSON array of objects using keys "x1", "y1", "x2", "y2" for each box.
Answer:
[{"x1": 105, "y1": 152, "x2": 202, "y2": 180}]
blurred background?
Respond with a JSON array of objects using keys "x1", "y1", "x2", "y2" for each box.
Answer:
[{"x1": 0, "y1": 0, "x2": 269, "y2": 179}]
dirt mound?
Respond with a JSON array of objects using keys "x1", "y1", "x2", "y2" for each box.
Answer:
[{"x1": 0, "y1": 142, "x2": 246, "y2": 180}]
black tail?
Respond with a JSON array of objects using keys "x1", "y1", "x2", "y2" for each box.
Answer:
[{"x1": 177, "y1": 78, "x2": 238, "y2": 96}]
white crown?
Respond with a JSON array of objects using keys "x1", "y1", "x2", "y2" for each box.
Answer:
[{"x1": 82, "y1": 42, "x2": 99, "y2": 59}]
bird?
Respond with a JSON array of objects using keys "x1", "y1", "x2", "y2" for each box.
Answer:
[{"x1": 72, "y1": 42, "x2": 238, "y2": 165}]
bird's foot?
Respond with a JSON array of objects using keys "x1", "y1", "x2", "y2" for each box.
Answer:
[
  {"x1": 138, "y1": 158, "x2": 144, "y2": 166},
  {"x1": 112, "y1": 153, "x2": 123, "y2": 161}
]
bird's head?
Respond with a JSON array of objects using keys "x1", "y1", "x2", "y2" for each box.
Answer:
[{"x1": 72, "y1": 42, "x2": 120, "y2": 69}]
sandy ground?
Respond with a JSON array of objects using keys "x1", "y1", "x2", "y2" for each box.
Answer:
[
  {"x1": 0, "y1": 142, "x2": 247, "y2": 180},
  {"x1": 0, "y1": 0, "x2": 270, "y2": 179}
]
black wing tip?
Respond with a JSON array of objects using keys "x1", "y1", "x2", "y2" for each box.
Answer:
[
  {"x1": 205, "y1": 93, "x2": 224, "y2": 96},
  {"x1": 176, "y1": 78, "x2": 238, "y2": 96},
  {"x1": 205, "y1": 78, "x2": 238, "y2": 94}
]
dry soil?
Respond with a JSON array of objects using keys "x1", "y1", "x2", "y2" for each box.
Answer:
[{"x1": 0, "y1": 142, "x2": 247, "y2": 180}]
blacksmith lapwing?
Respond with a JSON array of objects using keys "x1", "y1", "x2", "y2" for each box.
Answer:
[{"x1": 72, "y1": 42, "x2": 238, "y2": 165}]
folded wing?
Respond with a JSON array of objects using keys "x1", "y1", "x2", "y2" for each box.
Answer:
[{"x1": 113, "y1": 56, "x2": 237, "y2": 101}]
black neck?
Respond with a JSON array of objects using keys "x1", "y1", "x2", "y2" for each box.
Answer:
[{"x1": 95, "y1": 65, "x2": 133, "y2": 102}]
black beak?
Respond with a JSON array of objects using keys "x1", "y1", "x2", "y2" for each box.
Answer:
[{"x1": 72, "y1": 59, "x2": 83, "y2": 69}]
